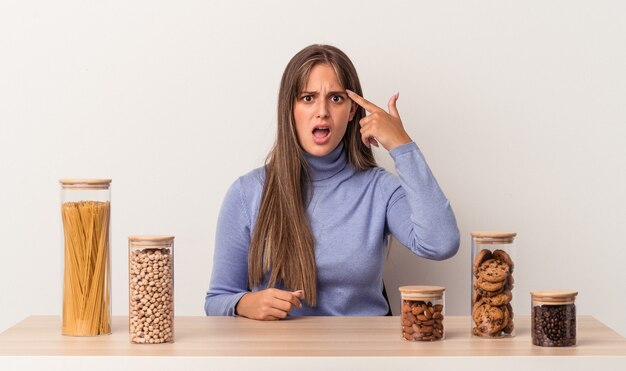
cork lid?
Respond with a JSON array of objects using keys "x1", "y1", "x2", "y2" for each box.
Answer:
[
  {"x1": 531, "y1": 290, "x2": 578, "y2": 305},
  {"x1": 129, "y1": 235, "x2": 174, "y2": 249},
  {"x1": 59, "y1": 179, "x2": 111, "y2": 190},
  {"x1": 399, "y1": 285, "x2": 445, "y2": 299},
  {"x1": 471, "y1": 231, "x2": 516, "y2": 244}
]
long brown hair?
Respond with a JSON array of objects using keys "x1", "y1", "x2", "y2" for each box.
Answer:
[{"x1": 248, "y1": 44, "x2": 377, "y2": 306}]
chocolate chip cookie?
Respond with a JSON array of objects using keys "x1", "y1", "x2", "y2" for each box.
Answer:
[
  {"x1": 473, "y1": 249, "x2": 492, "y2": 276},
  {"x1": 477, "y1": 259, "x2": 510, "y2": 283},
  {"x1": 480, "y1": 290, "x2": 512, "y2": 306},
  {"x1": 476, "y1": 277, "x2": 506, "y2": 292},
  {"x1": 493, "y1": 249, "x2": 514, "y2": 274},
  {"x1": 474, "y1": 304, "x2": 507, "y2": 336}
]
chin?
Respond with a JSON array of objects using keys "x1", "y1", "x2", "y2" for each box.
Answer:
[
  {"x1": 306, "y1": 148, "x2": 331, "y2": 157},
  {"x1": 303, "y1": 144, "x2": 333, "y2": 157}
]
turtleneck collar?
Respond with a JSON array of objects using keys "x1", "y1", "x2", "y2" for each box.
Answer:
[{"x1": 303, "y1": 141, "x2": 349, "y2": 182}]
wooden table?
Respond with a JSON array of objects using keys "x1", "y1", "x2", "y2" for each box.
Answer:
[{"x1": 1, "y1": 315, "x2": 625, "y2": 370}]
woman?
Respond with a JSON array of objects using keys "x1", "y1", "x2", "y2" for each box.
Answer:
[{"x1": 205, "y1": 44, "x2": 459, "y2": 320}]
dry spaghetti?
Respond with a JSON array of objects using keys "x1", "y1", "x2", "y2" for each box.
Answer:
[{"x1": 61, "y1": 201, "x2": 111, "y2": 336}]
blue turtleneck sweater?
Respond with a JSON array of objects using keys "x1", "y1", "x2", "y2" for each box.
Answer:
[{"x1": 204, "y1": 141, "x2": 459, "y2": 316}]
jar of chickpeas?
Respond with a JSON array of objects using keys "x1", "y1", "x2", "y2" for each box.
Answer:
[{"x1": 128, "y1": 235, "x2": 174, "y2": 344}]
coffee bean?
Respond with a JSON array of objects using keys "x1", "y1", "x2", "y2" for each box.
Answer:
[{"x1": 531, "y1": 304, "x2": 576, "y2": 347}]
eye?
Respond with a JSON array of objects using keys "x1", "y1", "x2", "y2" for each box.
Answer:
[
  {"x1": 330, "y1": 95, "x2": 344, "y2": 103},
  {"x1": 301, "y1": 95, "x2": 313, "y2": 102}
]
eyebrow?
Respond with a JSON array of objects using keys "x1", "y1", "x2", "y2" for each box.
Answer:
[{"x1": 300, "y1": 91, "x2": 348, "y2": 96}]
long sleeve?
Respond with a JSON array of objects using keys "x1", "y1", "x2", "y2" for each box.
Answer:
[
  {"x1": 204, "y1": 178, "x2": 252, "y2": 316},
  {"x1": 385, "y1": 141, "x2": 460, "y2": 260},
  {"x1": 205, "y1": 142, "x2": 458, "y2": 317}
]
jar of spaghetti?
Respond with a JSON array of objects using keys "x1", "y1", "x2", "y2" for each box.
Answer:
[
  {"x1": 129, "y1": 235, "x2": 175, "y2": 344},
  {"x1": 399, "y1": 286, "x2": 445, "y2": 341},
  {"x1": 60, "y1": 179, "x2": 111, "y2": 336},
  {"x1": 531, "y1": 290, "x2": 577, "y2": 347},
  {"x1": 471, "y1": 232, "x2": 516, "y2": 338}
]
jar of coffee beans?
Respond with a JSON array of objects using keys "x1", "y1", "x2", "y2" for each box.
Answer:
[
  {"x1": 129, "y1": 235, "x2": 175, "y2": 344},
  {"x1": 398, "y1": 286, "x2": 445, "y2": 341},
  {"x1": 530, "y1": 290, "x2": 577, "y2": 347}
]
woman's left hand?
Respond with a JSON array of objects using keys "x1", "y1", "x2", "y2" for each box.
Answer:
[{"x1": 346, "y1": 90, "x2": 412, "y2": 151}]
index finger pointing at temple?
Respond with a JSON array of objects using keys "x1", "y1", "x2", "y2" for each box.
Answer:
[{"x1": 346, "y1": 89, "x2": 382, "y2": 113}]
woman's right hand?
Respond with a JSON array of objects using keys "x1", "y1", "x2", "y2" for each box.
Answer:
[{"x1": 235, "y1": 288, "x2": 304, "y2": 320}]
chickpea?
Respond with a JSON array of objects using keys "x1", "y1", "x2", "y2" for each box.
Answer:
[{"x1": 129, "y1": 248, "x2": 173, "y2": 344}]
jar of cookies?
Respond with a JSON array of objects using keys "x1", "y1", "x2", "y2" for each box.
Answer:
[
  {"x1": 129, "y1": 235, "x2": 175, "y2": 344},
  {"x1": 531, "y1": 290, "x2": 577, "y2": 347},
  {"x1": 60, "y1": 179, "x2": 112, "y2": 336},
  {"x1": 471, "y1": 232, "x2": 516, "y2": 338},
  {"x1": 399, "y1": 286, "x2": 445, "y2": 341}
]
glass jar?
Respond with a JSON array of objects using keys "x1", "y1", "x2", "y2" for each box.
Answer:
[
  {"x1": 60, "y1": 179, "x2": 112, "y2": 336},
  {"x1": 471, "y1": 232, "x2": 516, "y2": 338},
  {"x1": 531, "y1": 290, "x2": 577, "y2": 347},
  {"x1": 399, "y1": 286, "x2": 445, "y2": 341},
  {"x1": 128, "y1": 235, "x2": 175, "y2": 344}
]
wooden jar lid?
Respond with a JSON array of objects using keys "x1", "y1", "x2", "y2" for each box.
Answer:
[
  {"x1": 59, "y1": 179, "x2": 111, "y2": 190},
  {"x1": 471, "y1": 231, "x2": 516, "y2": 244},
  {"x1": 531, "y1": 290, "x2": 578, "y2": 305},
  {"x1": 471, "y1": 232, "x2": 517, "y2": 238},
  {"x1": 129, "y1": 235, "x2": 175, "y2": 249},
  {"x1": 399, "y1": 285, "x2": 445, "y2": 300},
  {"x1": 129, "y1": 235, "x2": 175, "y2": 242}
]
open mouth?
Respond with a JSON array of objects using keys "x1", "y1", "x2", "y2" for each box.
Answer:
[{"x1": 312, "y1": 126, "x2": 330, "y2": 138}]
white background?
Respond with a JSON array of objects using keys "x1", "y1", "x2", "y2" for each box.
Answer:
[{"x1": 1, "y1": 0, "x2": 625, "y2": 338}]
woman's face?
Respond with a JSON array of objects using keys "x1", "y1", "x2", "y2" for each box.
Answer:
[{"x1": 293, "y1": 63, "x2": 356, "y2": 157}]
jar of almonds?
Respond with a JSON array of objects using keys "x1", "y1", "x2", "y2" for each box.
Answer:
[
  {"x1": 399, "y1": 286, "x2": 445, "y2": 341},
  {"x1": 471, "y1": 232, "x2": 516, "y2": 338},
  {"x1": 128, "y1": 235, "x2": 174, "y2": 344}
]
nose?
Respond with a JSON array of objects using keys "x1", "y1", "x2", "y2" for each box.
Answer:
[{"x1": 316, "y1": 99, "x2": 329, "y2": 119}]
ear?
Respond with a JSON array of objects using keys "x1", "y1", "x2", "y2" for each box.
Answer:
[{"x1": 348, "y1": 101, "x2": 357, "y2": 121}]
